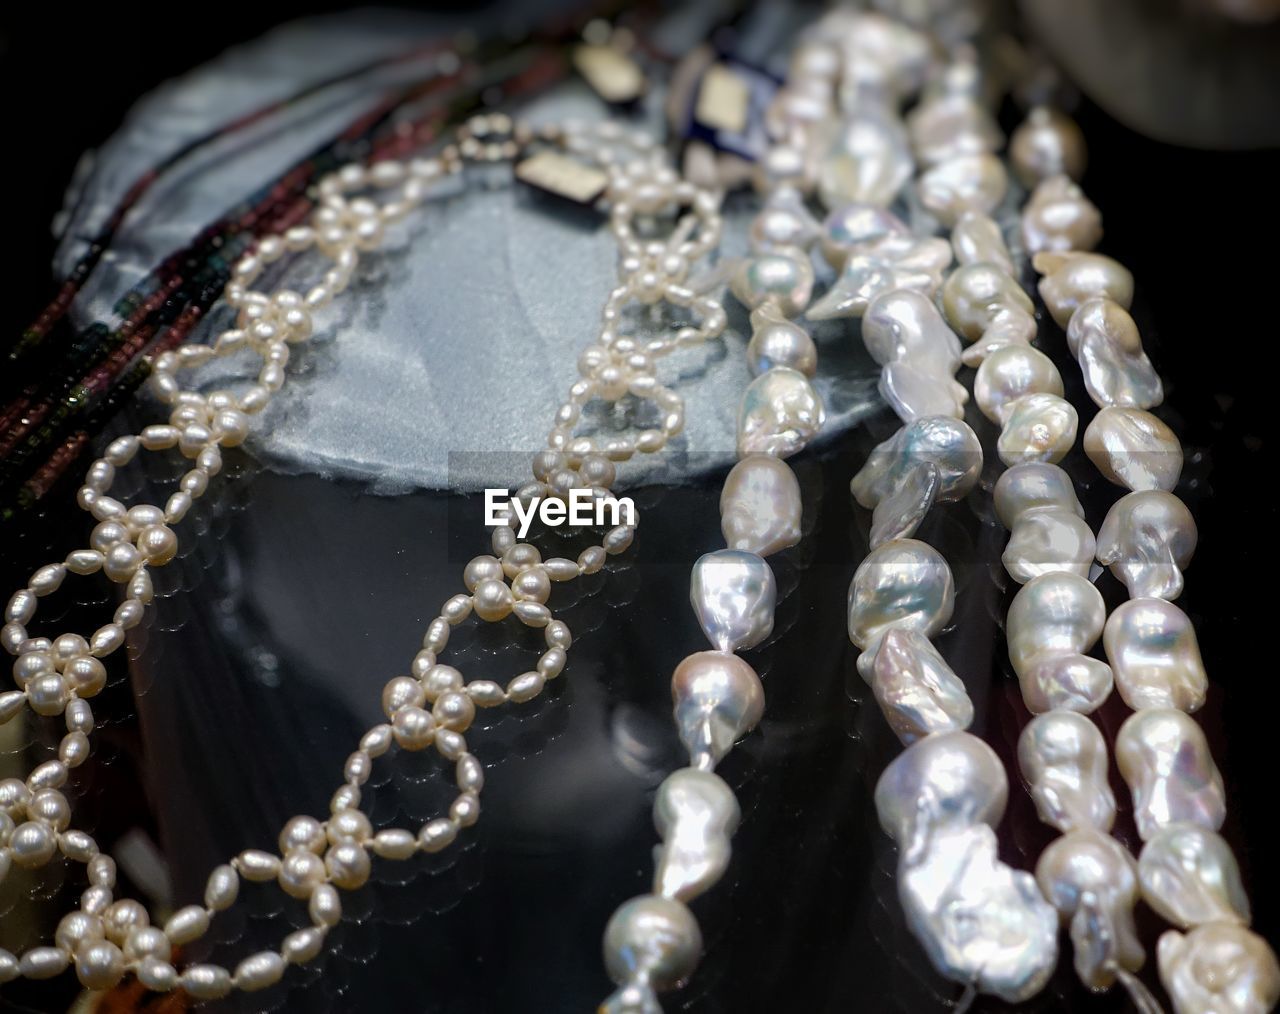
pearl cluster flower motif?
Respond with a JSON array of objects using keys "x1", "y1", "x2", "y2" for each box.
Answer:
[{"x1": 0, "y1": 114, "x2": 733, "y2": 997}]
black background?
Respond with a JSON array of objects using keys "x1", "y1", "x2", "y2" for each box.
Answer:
[{"x1": 1, "y1": 2, "x2": 1278, "y2": 1012}]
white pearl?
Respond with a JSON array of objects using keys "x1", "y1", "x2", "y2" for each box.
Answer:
[
  {"x1": 917, "y1": 153, "x2": 1008, "y2": 227},
  {"x1": 745, "y1": 303, "x2": 817, "y2": 377},
  {"x1": 974, "y1": 346, "x2": 1063, "y2": 424},
  {"x1": 1010, "y1": 107, "x2": 1087, "y2": 186},
  {"x1": 671, "y1": 651, "x2": 764, "y2": 769},
  {"x1": 1104, "y1": 598, "x2": 1207, "y2": 712},
  {"x1": 869, "y1": 628, "x2": 973, "y2": 743},
  {"x1": 817, "y1": 110, "x2": 913, "y2": 209},
  {"x1": 950, "y1": 211, "x2": 1013, "y2": 273},
  {"x1": 1035, "y1": 828, "x2": 1143, "y2": 989},
  {"x1": 719, "y1": 454, "x2": 802, "y2": 558},
  {"x1": 1097, "y1": 490, "x2": 1197, "y2": 600},
  {"x1": 1084, "y1": 406, "x2": 1182, "y2": 492},
  {"x1": 996, "y1": 393, "x2": 1078, "y2": 466},
  {"x1": 1021, "y1": 175, "x2": 1103, "y2": 254},
  {"x1": 729, "y1": 249, "x2": 814, "y2": 317},
  {"x1": 735, "y1": 367, "x2": 824, "y2": 459},
  {"x1": 1017, "y1": 711, "x2": 1116, "y2": 832},
  {"x1": 1116, "y1": 708, "x2": 1225, "y2": 840},
  {"x1": 1139, "y1": 824, "x2": 1250, "y2": 929},
  {"x1": 652, "y1": 767, "x2": 739, "y2": 902},
  {"x1": 1034, "y1": 251, "x2": 1134, "y2": 330},
  {"x1": 1158, "y1": 924, "x2": 1280, "y2": 1014},
  {"x1": 847, "y1": 539, "x2": 954, "y2": 678},
  {"x1": 1066, "y1": 298, "x2": 1163, "y2": 409},
  {"x1": 1006, "y1": 572, "x2": 1112, "y2": 714}
]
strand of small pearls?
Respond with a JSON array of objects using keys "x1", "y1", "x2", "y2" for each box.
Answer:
[
  {"x1": 595, "y1": 32, "x2": 833, "y2": 1014},
  {"x1": 1006, "y1": 106, "x2": 1280, "y2": 1013},
  {"x1": 0, "y1": 113, "x2": 731, "y2": 996}
]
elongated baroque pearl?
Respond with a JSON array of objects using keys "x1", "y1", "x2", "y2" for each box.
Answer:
[
  {"x1": 863, "y1": 289, "x2": 967, "y2": 420},
  {"x1": 1103, "y1": 598, "x2": 1207, "y2": 712},
  {"x1": 870, "y1": 628, "x2": 973, "y2": 742},
  {"x1": 1097, "y1": 490, "x2": 1197, "y2": 600},
  {"x1": 652, "y1": 768, "x2": 740, "y2": 902},
  {"x1": 1084, "y1": 407, "x2": 1182, "y2": 491},
  {"x1": 906, "y1": 89, "x2": 1002, "y2": 167},
  {"x1": 671, "y1": 651, "x2": 765, "y2": 769},
  {"x1": 1007, "y1": 572, "x2": 1113, "y2": 713},
  {"x1": 1036, "y1": 829, "x2": 1144, "y2": 990},
  {"x1": 1020, "y1": 175, "x2": 1102, "y2": 255},
  {"x1": 951, "y1": 210, "x2": 1014, "y2": 273},
  {"x1": 848, "y1": 539, "x2": 954, "y2": 678},
  {"x1": 1066, "y1": 298, "x2": 1163, "y2": 409},
  {"x1": 1034, "y1": 251, "x2": 1134, "y2": 329},
  {"x1": 1017, "y1": 711, "x2": 1116, "y2": 832},
  {"x1": 689, "y1": 550, "x2": 776, "y2": 652},
  {"x1": 736, "y1": 367, "x2": 825, "y2": 458},
  {"x1": 994, "y1": 460, "x2": 1095, "y2": 584},
  {"x1": 719, "y1": 455, "x2": 802, "y2": 557},
  {"x1": 1158, "y1": 924, "x2": 1280, "y2": 1014},
  {"x1": 1139, "y1": 824, "x2": 1250, "y2": 929},
  {"x1": 1116, "y1": 708, "x2": 1225, "y2": 840}
]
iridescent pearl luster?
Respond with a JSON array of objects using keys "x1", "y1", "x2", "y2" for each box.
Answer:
[
  {"x1": 671, "y1": 651, "x2": 765, "y2": 770},
  {"x1": 994, "y1": 460, "x2": 1095, "y2": 584},
  {"x1": 735, "y1": 367, "x2": 825, "y2": 458},
  {"x1": 917, "y1": 154, "x2": 1008, "y2": 227},
  {"x1": 1103, "y1": 598, "x2": 1207, "y2": 712},
  {"x1": 652, "y1": 768, "x2": 740, "y2": 902},
  {"x1": 1034, "y1": 251, "x2": 1135, "y2": 330},
  {"x1": 974, "y1": 345, "x2": 1064, "y2": 424},
  {"x1": 847, "y1": 539, "x2": 954, "y2": 678},
  {"x1": 940, "y1": 262, "x2": 1037, "y2": 365},
  {"x1": 1035, "y1": 829, "x2": 1144, "y2": 990},
  {"x1": 869, "y1": 628, "x2": 973, "y2": 743},
  {"x1": 850, "y1": 415, "x2": 982, "y2": 511},
  {"x1": 1017, "y1": 711, "x2": 1117, "y2": 832},
  {"x1": 745, "y1": 303, "x2": 817, "y2": 377},
  {"x1": 1097, "y1": 490, "x2": 1197, "y2": 600},
  {"x1": 862, "y1": 288, "x2": 967, "y2": 420},
  {"x1": 1006, "y1": 572, "x2": 1113, "y2": 713},
  {"x1": 1115, "y1": 708, "x2": 1226, "y2": 840},
  {"x1": 1139, "y1": 824, "x2": 1250, "y2": 929},
  {"x1": 719, "y1": 455, "x2": 802, "y2": 557},
  {"x1": 1084, "y1": 407, "x2": 1183, "y2": 492},
  {"x1": 689, "y1": 550, "x2": 776, "y2": 652},
  {"x1": 1066, "y1": 298, "x2": 1163, "y2": 410},
  {"x1": 1020, "y1": 175, "x2": 1103, "y2": 255},
  {"x1": 876, "y1": 732, "x2": 1058, "y2": 1002},
  {"x1": 1009, "y1": 107, "x2": 1087, "y2": 186},
  {"x1": 995, "y1": 392, "x2": 1078, "y2": 466},
  {"x1": 1158, "y1": 923, "x2": 1280, "y2": 1014},
  {"x1": 601, "y1": 895, "x2": 702, "y2": 1005},
  {"x1": 730, "y1": 249, "x2": 815, "y2": 317},
  {"x1": 951, "y1": 210, "x2": 1014, "y2": 273},
  {"x1": 818, "y1": 202, "x2": 907, "y2": 269},
  {"x1": 817, "y1": 108, "x2": 914, "y2": 210}
]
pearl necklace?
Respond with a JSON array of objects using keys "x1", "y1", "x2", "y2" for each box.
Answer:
[{"x1": 0, "y1": 112, "x2": 733, "y2": 995}]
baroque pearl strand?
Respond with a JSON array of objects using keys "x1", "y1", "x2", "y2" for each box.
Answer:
[
  {"x1": 0, "y1": 114, "x2": 732, "y2": 995},
  {"x1": 597, "y1": 32, "x2": 831, "y2": 1014},
  {"x1": 796, "y1": 14, "x2": 1061, "y2": 1006},
  {"x1": 1013, "y1": 108, "x2": 1280, "y2": 1014},
  {"x1": 939, "y1": 121, "x2": 1152, "y2": 1002}
]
